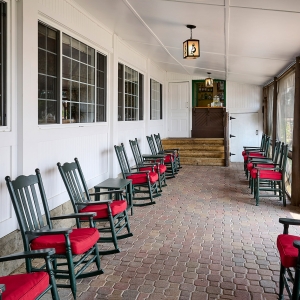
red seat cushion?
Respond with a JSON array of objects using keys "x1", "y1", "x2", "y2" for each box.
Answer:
[
  {"x1": 140, "y1": 164, "x2": 167, "y2": 174},
  {"x1": 31, "y1": 228, "x2": 99, "y2": 255},
  {"x1": 164, "y1": 155, "x2": 173, "y2": 163},
  {"x1": 0, "y1": 272, "x2": 49, "y2": 300},
  {"x1": 242, "y1": 150, "x2": 246, "y2": 156},
  {"x1": 126, "y1": 172, "x2": 158, "y2": 184},
  {"x1": 250, "y1": 169, "x2": 282, "y2": 180},
  {"x1": 277, "y1": 234, "x2": 300, "y2": 268},
  {"x1": 79, "y1": 200, "x2": 127, "y2": 219}
]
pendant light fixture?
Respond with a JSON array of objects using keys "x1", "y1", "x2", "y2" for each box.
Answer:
[
  {"x1": 183, "y1": 25, "x2": 200, "y2": 59},
  {"x1": 205, "y1": 72, "x2": 213, "y2": 87}
]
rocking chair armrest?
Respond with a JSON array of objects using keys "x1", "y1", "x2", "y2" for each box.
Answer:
[
  {"x1": 251, "y1": 160, "x2": 275, "y2": 165},
  {"x1": 279, "y1": 218, "x2": 300, "y2": 226},
  {"x1": 26, "y1": 228, "x2": 73, "y2": 236},
  {"x1": 243, "y1": 146, "x2": 261, "y2": 149},
  {"x1": 50, "y1": 212, "x2": 96, "y2": 220},
  {"x1": 75, "y1": 201, "x2": 112, "y2": 205},
  {"x1": 126, "y1": 170, "x2": 150, "y2": 175},
  {"x1": 142, "y1": 154, "x2": 165, "y2": 159},
  {"x1": 0, "y1": 249, "x2": 56, "y2": 263},
  {"x1": 89, "y1": 190, "x2": 124, "y2": 196},
  {"x1": 293, "y1": 240, "x2": 300, "y2": 249}
]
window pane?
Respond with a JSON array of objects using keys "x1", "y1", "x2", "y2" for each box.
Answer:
[
  {"x1": 38, "y1": 49, "x2": 46, "y2": 74},
  {"x1": 150, "y1": 79, "x2": 162, "y2": 120},
  {"x1": 62, "y1": 34, "x2": 71, "y2": 56},
  {"x1": 80, "y1": 103, "x2": 88, "y2": 123},
  {"x1": 62, "y1": 79, "x2": 71, "y2": 101},
  {"x1": 72, "y1": 60, "x2": 79, "y2": 81},
  {"x1": 47, "y1": 52, "x2": 57, "y2": 76},
  {"x1": 80, "y1": 63, "x2": 87, "y2": 83},
  {"x1": 80, "y1": 84, "x2": 87, "y2": 103},
  {"x1": 71, "y1": 81, "x2": 79, "y2": 102},
  {"x1": 38, "y1": 23, "x2": 46, "y2": 49},
  {"x1": 96, "y1": 52, "x2": 107, "y2": 122},
  {"x1": 88, "y1": 85, "x2": 95, "y2": 104},
  {"x1": 88, "y1": 66, "x2": 95, "y2": 85},
  {"x1": 72, "y1": 39, "x2": 79, "y2": 61},
  {"x1": 80, "y1": 43, "x2": 87, "y2": 63},
  {"x1": 62, "y1": 56, "x2": 71, "y2": 79},
  {"x1": 38, "y1": 22, "x2": 58, "y2": 125},
  {"x1": 70, "y1": 102, "x2": 79, "y2": 123},
  {"x1": 47, "y1": 28, "x2": 57, "y2": 53},
  {"x1": 87, "y1": 104, "x2": 95, "y2": 123},
  {"x1": 38, "y1": 75, "x2": 46, "y2": 99}
]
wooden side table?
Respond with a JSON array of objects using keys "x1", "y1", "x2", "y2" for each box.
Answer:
[{"x1": 94, "y1": 178, "x2": 133, "y2": 215}]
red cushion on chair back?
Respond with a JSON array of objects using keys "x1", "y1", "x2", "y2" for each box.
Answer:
[
  {"x1": 277, "y1": 234, "x2": 300, "y2": 268},
  {"x1": 80, "y1": 200, "x2": 127, "y2": 219},
  {"x1": 0, "y1": 272, "x2": 49, "y2": 300},
  {"x1": 31, "y1": 228, "x2": 99, "y2": 255},
  {"x1": 140, "y1": 165, "x2": 167, "y2": 174},
  {"x1": 164, "y1": 155, "x2": 173, "y2": 163},
  {"x1": 126, "y1": 172, "x2": 158, "y2": 184},
  {"x1": 244, "y1": 153, "x2": 264, "y2": 161},
  {"x1": 242, "y1": 150, "x2": 246, "y2": 156},
  {"x1": 250, "y1": 169, "x2": 282, "y2": 180}
]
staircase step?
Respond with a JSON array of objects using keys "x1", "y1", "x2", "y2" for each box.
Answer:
[
  {"x1": 180, "y1": 151, "x2": 225, "y2": 158},
  {"x1": 181, "y1": 157, "x2": 225, "y2": 166},
  {"x1": 162, "y1": 138, "x2": 225, "y2": 166}
]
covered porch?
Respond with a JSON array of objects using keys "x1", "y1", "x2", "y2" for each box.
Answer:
[{"x1": 14, "y1": 163, "x2": 299, "y2": 300}]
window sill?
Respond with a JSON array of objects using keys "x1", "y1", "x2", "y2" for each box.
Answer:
[{"x1": 38, "y1": 122, "x2": 108, "y2": 130}]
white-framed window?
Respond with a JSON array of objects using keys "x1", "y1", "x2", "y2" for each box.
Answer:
[
  {"x1": 118, "y1": 63, "x2": 143, "y2": 121},
  {"x1": 38, "y1": 21, "x2": 107, "y2": 125},
  {"x1": 150, "y1": 79, "x2": 162, "y2": 120},
  {"x1": 0, "y1": 1, "x2": 7, "y2": 126}
]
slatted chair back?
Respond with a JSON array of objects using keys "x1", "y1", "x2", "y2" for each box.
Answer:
[
  {"x1": 5, "y1": 171, "x2": 52, "y2": 247},
  {"x1": 279, "y1": 143, "x2": 289, "y2": 172},
  {"x1": 146, "y1": 135, "x2": 158, "y2": 155},
  {"x1": 114, "y1": 144, "x2": 132, "y2": 178},
  {"x1": 129, "y1": 138, "x2": 144, "y2": 167},
  {"x1": 153, "y1": 133, "x2": 164, "y2": 153},
  {"x1": 57, "y1": 158, "x2": 91, "y2": 212}
]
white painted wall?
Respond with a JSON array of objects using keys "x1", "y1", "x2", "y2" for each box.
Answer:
[
  {"x1": 0, "y1": 0, "x2": 166, "y2": 238},
  {"x1": 0, "y1": 0, "x2": 263, "y2": 238}
]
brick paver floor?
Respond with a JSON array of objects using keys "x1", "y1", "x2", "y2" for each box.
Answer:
[{"x1": 37, "y1": 164, "x2": 300, "y2": 299}]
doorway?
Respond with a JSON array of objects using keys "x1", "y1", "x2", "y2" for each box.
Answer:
[
  {"x1": 167, "y1": 82, "x2": 190, "y2": 137},
  {"x1": 230, "y1": 112, "x2": 259, "y2": 162}
]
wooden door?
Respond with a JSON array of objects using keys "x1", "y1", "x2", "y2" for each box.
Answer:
[
  {"x1": 167, "y1": 82, "x2": 190, "y2": 137},
  {"x1": 230, "y1": 112, "x2": 259, "y2": 162}
]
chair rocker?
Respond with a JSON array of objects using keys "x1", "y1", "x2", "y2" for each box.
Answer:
[
  {"x1": 57, "y1": 158, "x2": 133, "y2": 255},
  {"x1": 5, "y1": 170, "x2": 103, "y2": 299},
  {"x1": 114, "y1": 143, "x2": 161, "y2": 206},
  {"x1": 129, "y1": 138, "x2": 167, "y2": 192},
  {"x1": 277, "y1": 217, "x2": 300, "y2": 300},
  {"x1": 146, "y1": 135, "x2": 177, "y2": 178},
  {"x1": 251, "y1": 143, "x2": 288, "y2": 206},
  {"x1": 0, "y1": 249, "x2": 59, "y2": 300},
  {"x1": 154, "y1": 133, "x2": 181, "y2": 170}
]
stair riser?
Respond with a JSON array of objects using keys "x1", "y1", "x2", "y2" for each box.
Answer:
[{"x1": 181, "y1": 158, "x2": 225, "y2": 166}]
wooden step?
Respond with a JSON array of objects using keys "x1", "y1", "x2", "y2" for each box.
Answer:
[
  {"x1": 181, "y1": 157, "x2": 225, "y2": 166},
  {"x1": 162, "y1": 138, "x2": 225, "y2": 166}
]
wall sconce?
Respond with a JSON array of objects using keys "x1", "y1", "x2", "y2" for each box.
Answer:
[
  {"x1": 205, "y1": 72, "x2": 213, "y2": 87},
  {"x1": 183, "y1": 25, "x2": 200, "y2": 59}
]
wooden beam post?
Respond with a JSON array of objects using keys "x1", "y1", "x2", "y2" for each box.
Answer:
[
  {"x1": 272, "y1": 77, "x2": 278, "y2": 154},
  {"x1": 291, "y1": 57, "x2": 300, "y2": 206}
]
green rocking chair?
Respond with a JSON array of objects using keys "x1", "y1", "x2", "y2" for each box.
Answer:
[
  {"x1": 129, "y1": 138, "x2": 167, "y2": 192},
  {"x1": 114, "y1": 143, "x2": 161, "y2": 206},
  {"x1": 5, "y1": 170, "x2": 103, "y2": 299},
  {"x1": 57, "y1": 158, "x2": 133, "y2": 255}
]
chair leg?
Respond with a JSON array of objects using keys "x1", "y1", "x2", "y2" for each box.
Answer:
[
  {"x1": 292, "y1": 262, "x2": 300, "y2": 300},
  {"x1": 255, "y1": 177, "x2": 260, "y2": 206},
  {"x1": 45, "y1": 254, "x2": 59, "y2": 300},
  {"x1": 107, "y1": 215, "x2": 120, "y2": 254},
  {"x1": 65, "y1": 240, "x2": 77, "y2": 299},
  {"x1": 278, "y1": 264, "x2": 285, "y2": 300}
]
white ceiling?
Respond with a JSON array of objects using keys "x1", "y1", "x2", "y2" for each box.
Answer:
[{"x1": 73, "y1": 0, "x2": 300, "y2": 86}]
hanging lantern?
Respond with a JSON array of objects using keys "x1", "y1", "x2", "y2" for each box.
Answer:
[
  {"x1": 183, "y1": 25, "x2": 200, "y2": 59},
  {"x1": 205, "y1": 72, "x2": 213, "y2": 87}
]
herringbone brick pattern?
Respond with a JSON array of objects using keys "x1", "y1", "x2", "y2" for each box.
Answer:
[{"x1": 29, "y1": 163, "x2": 300, "y2": 299}]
